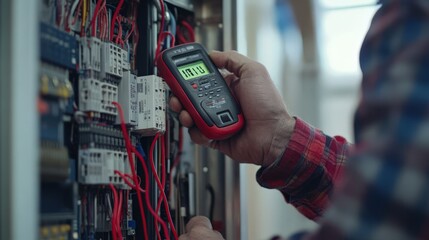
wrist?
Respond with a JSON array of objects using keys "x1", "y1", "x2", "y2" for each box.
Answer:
[{"x1": 263, "y1": 116, "x2": 296, "y2": 167}]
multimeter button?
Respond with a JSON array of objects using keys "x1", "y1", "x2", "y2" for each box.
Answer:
[
  {"x1": 214, "y1": 81, "x2": 218, "y2": 85},
  {"x1": 192, "y1": 83, "x2": 198, "y2": 89},
  {"x1": 205, "y1": 92, "x2": 209, "y2": 96},
  {"x1": 216, "y1": 94, "x2": 220, "y2": 97},
  {"x1": 198, "y1": 94, "x2": 204, "y2": 97},
  {"x1": 209, "y1": 96, "x2": 213, "y2": 99},
  {"x1": 199, "y1": 87, "x2": 203, "y2": 91},
  {"x1": 204, "y1": 85, "x2": 210, "y2": 90},
  {"x1": 209, "y1": 91, "x2": 214, "y2": 94},
  {"x1": 217, "y1": 89, "x2": 221, "y2": 92}
]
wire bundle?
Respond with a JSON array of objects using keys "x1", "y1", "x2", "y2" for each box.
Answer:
[
  {"x1": 155, "y1": 0, "x2": 176, "y2": 62},
  {"x1": 113, "y1": 101, "x2": 178, "y2": 240}
]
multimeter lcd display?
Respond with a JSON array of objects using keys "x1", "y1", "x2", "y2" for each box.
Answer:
[{"x1": 178, "y1": 60, "x2": 211, "y2": 80}]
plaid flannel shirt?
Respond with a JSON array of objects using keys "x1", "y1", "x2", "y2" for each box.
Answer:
[{"x1": 257, "y1": 1, "x2": 429, "y2": 239}]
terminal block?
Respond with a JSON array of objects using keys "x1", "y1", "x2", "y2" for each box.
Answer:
[
  {"x1": 79, "y1": 37, "x2": 102, "y2": 73},
  {"x1": 78, "y1": 148, "x2": 132, "y2": 189},
  {"x1": 79, "y1": 78, "x2": 118, "y2": 115},
  {"x1": 116, "y1": 71, "x2": 138, "y2": 126},
  {"x1": 101, "y1": 42, "x2": 123, "y2": 78},
  {"x1": 135, "y1": 75, "x2": 166, "y2": 136}
]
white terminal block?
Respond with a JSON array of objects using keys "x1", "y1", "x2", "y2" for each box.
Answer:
[
  {"x1": 79, "y1": 148, "x2": 133, "y2": 189},
  {"x1": 79, "y1": 78, "x2": 118, "y2": 115},
  {"x1": 79, "y1": 37, "x2": 102, "y2": 72},
  {"x1": 116, "y1": 71, "x2": 138, "y2": 126},
  {"x1": 134, "y1": 75, "x2": 166, "y2": 136},
  {"x1": 101, "y1": 42, "x2": 123, "y2": 78},
  {"x1": 121, "y1": 48, "x2": 130, "y2": 71}
]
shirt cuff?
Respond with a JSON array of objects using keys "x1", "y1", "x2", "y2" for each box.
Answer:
[{"x1": 256, "y1": 117, "x2": 315, "y2": 190}]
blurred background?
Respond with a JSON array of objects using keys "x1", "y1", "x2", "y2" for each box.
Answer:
[{"x1": 240, "y1": 0, "x2": 379, "y2": 239}]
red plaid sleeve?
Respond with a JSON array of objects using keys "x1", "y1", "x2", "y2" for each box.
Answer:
[{"x1": 257, "y1": 118, "x2": 350, "y2": 220}]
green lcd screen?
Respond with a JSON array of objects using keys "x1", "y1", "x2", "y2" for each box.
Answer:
[{"x1": 177, "y1": 60, "x2": 210, "y2": 80}]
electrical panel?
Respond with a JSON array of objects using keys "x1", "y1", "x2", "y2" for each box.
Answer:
[{"x1": 37, "y1": 0, "x2": 199, "y2": 239}]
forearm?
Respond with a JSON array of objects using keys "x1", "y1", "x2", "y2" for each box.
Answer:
[{"x1": 257, "y1": 118, "x2": 351, "y2": 220}]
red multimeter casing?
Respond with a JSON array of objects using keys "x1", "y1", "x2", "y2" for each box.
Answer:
[{"x1": 157, "y1": 43, "x2": 244, "y2": 140}]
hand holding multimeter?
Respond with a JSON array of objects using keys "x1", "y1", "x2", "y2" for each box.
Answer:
[
  {"x1": 161, "y1": 45, "x2": 296, "y2": 167},
  {"x1": 158, "y1": 43, "x2": 245, "y2": 140}
]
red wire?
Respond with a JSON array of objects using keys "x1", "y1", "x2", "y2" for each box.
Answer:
[
  {"x1": 89, "y1": 0, "x2": 102, "y2": 36},
  {"x1": 110, "y1": 0, "x2": 125, "y2": 41},
  {"x1": 109, "y1": 184, "x2": 118, "y2": 240},
  {"x1": 98, "y1": 3, "x2": 104, "y2": 39},
  {"x1": 114, "y1": 170, "x2": 145, "y2": 193},
  {"x1": 114, "y1": 102, "x2": 177, "y2": 239},
  {"x1": 161, "y1": 135, "x2": 166, "y2": 190},
  {"x1": 148, "y1": 134, "x2": 178, "y2": 240},
  {"x1": 161, "y1": 32, "x2": 176, "y2": 47},
  {"x1": 180, "y1": 20, "x2": 195, "y2": 42},
  {"x1": 71, "y1": 0, "x2": 82, "y2": 26},
  {"x1": 117, "y1": 190, "x2": 124, "y2": 239},
  {"x1": 125, "y1": 22, "x2": 135, "y2": 43},
  {"x1": 154, "y1": 0, "x2": 165, "y2": 62},
  {"x1": 133, "y1": 147, "x2": 171, "y2": 240},
  {"x1": 155, "y1": 135, "x2": 167, "y2": 240},
  {"x1": 155, "y1": 32, "x2": 176, "y2": 63},
  {"x1": 177, "y1": 20, "x2": 195, "y2": 44},
  {"x1": 161, "y1": 135, "x2": 168, "y2": 238},
  {"x1": 101, "y1": 4, "x2": 107, "y2": 40},
  {"x1": 115, "y1": 16, "x2": 122, "y2": 44},
  {"x1": 158, "y1": 0, "x2": 165, "y2": 45},
  {"x1": 65, "y1": 2, "x2": 71, "y2": 32},
  {"x1": 131, "y1": 0, "x2": 139, "y2": 70},
  {"x1": 112, "y1": 102, "x2": 149, "y2": 240}
]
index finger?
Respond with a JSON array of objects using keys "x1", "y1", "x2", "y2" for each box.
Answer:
[{"x1": 209, "y1": 51, "x2": 254, "y2": 77}]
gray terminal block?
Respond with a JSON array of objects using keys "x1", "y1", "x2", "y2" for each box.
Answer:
[{"x1": 116, "y1": 71, "x2": 138, "y2": 126}]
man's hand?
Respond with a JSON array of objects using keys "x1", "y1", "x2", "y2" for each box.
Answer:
[
  {"x1": 179, "y1": 216, "x2": 224, "y2": 240},
  {"x1": 170, "y1": 51, "x2": 296, "y2": 167}
]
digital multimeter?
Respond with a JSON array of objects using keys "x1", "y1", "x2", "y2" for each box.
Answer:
[{"x1": 157, "y1": 43, "x2": 244, "y2": 140}]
